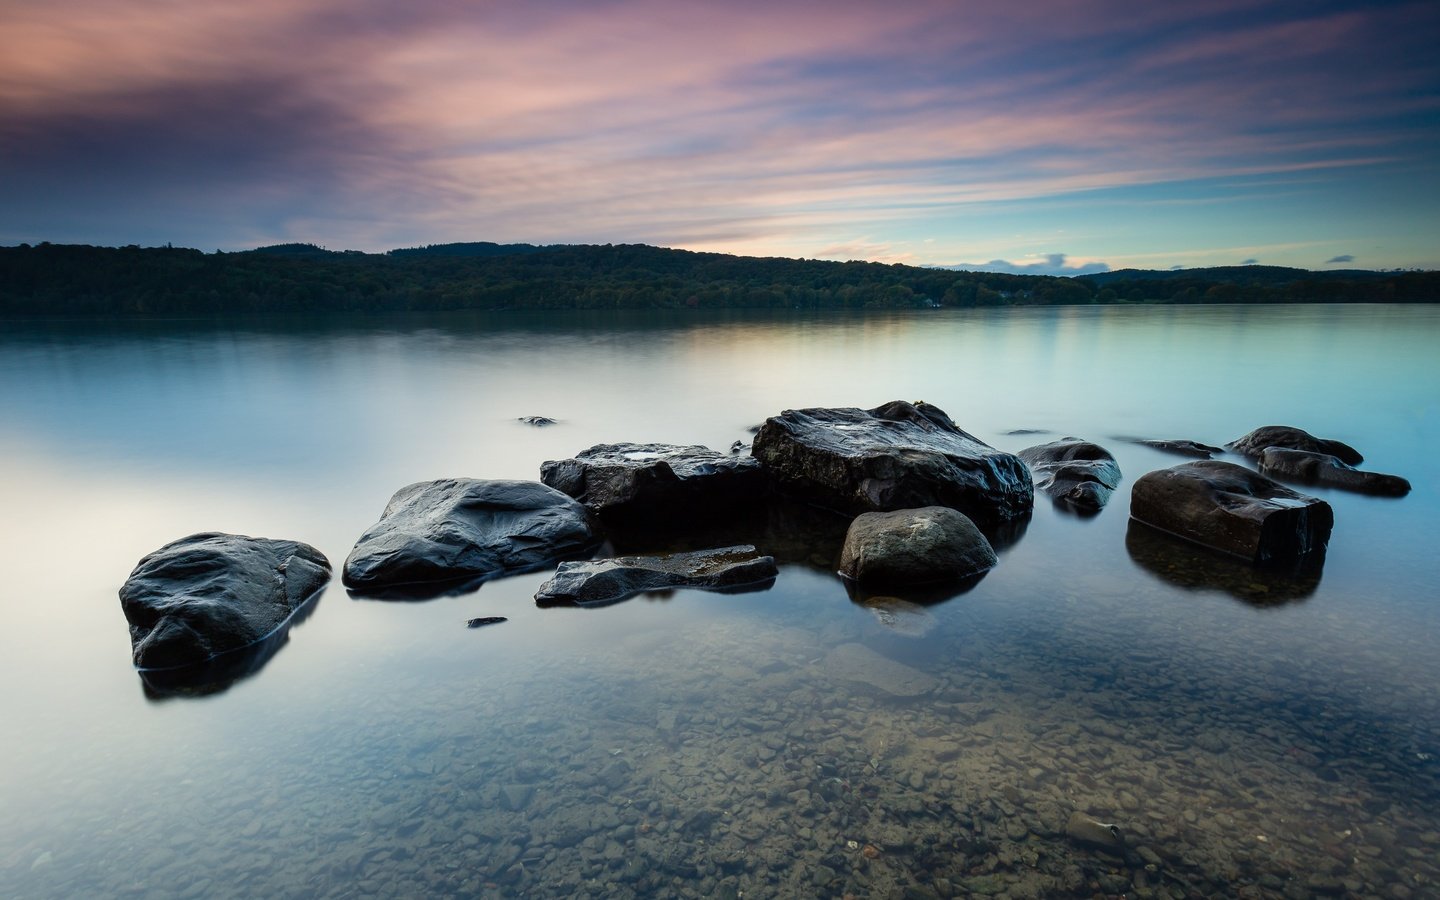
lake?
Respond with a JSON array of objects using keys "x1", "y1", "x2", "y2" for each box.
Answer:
[{"x1": 1, "y1": 304, "x2": 1437, "y2": 899}]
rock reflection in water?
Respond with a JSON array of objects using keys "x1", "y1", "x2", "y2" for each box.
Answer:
[
  {"x1": 137, "y1": 591, "x2": 323, "y2": 701},
  {"x1": 1125, "y1": 519, "x2": 1324, "y2": 606}
]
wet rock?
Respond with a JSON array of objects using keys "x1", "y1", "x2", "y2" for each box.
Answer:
[
  {"x1": 1116, "y1": 436, "x2": 1225, "y2": 458},
  {"x1": 1129, "y1": 461, "x2": 1332, "y2": 565},
  {"x1": 343, "y1": 479, "x2": 598, "y2": 592},
  {"x1": 540, "y1": 442, "x2": 764, "y2": 521},
  {"x1": 1228, "y1": 425, "x2": 1363, "y2": 466},
  {"x1": 119, "y1": 532, "x2": 331, "y2": 669},
  {"x1": 466, "y1": 616, "x2": 508, "y2": 628},
  {"x1": 1258, "y1": 448, "x2": 1410, "y2": 497},
  {"x1": 534, "y1": 545, "x2": 778, "y2": 607},
  {"x1": 1017, "y1": 438, "x2": 1121, "y2": 512},
  {"x1": 839, "y1": 506, "x2": 997, "y2": 585},
  {"x1": 1066, "y1": 812, "x2": 1124, "y2": 851},
  {"x1": 822, "y1": 642, "x2": 939, "y2": 697},
  {"x1": 752, "y1": 400, "x2": 1033, "y2": 524},
  {"x1": 518, "y1": 415, "x2": 558, "y2": 427}
]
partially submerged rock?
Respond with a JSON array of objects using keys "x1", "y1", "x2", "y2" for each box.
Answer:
[
  {"x1": 1228, "y1": 425, "x2": 1362, "y2": 466},
  {"x1": 839, "y1": 506, "x2": 997, "y2": 585},
  {"x1": 1258, "y1": 448, "x2": 1410, "y2": 497},
  {"x1": 752, "y1": 400, "x2": 1033, "y2": 523},
  {"x1": 534, "y1": 545, "x2": 777, "y2": 607},
  {"x1": 1119, "y1": 437, "x2": 1224, "y2": 459},
  {"x1": 540, "y1": 442, "x2": 764, "y2": 520},
  {"x1": 343, "y1": 479, "x2": 598, "y2": 592},
  {"x1": 518, "y1": 415, "x2": 558, "y2": 427},
  {"x1": 119, "y1": 533, "x2": 331, "y2": 670},
  {"x1": 1018, "y1": 438, "x2": 1121, "y2": 512},
  {"x1": 1130, "y1": 461, "x2": 1332, "y2": 564}
]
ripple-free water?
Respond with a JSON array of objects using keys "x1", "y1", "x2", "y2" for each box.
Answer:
[{"x1": 1, "y1": 305, "x2": 1438, "y2": 898}]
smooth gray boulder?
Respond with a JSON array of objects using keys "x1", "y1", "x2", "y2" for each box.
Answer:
[
  {"x1": 1018, "y1": 438, "x2": 1121, "y2": 512},
  {"x1": 1258, "y1": 448, "x2": 1410, "y2": 497},
  {"x1": 752, "y1": 400, "x2": 1033, "y2": 523},
  {"x1": 1130, "y1": 461, "x2": 1332, "y2": 564},
  {"x1": 839, "y1": 506, "x2": 997, "y2": 585},
  {"x1": 343, "y1": 479, "x2": 598, "y2": 591},
  {"x1": 1228, "y1": 425, "x2": 1362, "y2": 466},
  {"x1": 119, "y1": 533, "x2": 331, "y2": 670},
  {"x1": 534, "y1": 545, "x2": 777, "y2": 607},
  {"x1": 540, "y1": 442, "x2": 764, "y2": 520}
]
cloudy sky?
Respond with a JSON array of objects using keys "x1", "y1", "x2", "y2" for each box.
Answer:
[{"x1": 2, "y1": 0, "x2": 1436, "y2": 271}]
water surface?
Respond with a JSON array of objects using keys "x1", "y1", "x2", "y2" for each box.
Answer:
[{"x1": 1, "y1": 305, "x2": 1437, "y2": 898}]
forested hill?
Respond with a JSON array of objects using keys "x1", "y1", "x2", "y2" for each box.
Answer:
[{"x1": 1, "y1": 241, "x2": 1434, "y2": 316}]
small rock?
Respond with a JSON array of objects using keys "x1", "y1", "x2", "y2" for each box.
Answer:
[
  {"x1": 534, "y1": 545, "x2": 777, "y2": 607},
  {"x1": 466, "y1": 616, "x2": 508, "y2": 628}
]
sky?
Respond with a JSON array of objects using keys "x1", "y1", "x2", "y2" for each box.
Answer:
[{"x1": 2, "y1": 0, "x2": 1437, "y2": 272}]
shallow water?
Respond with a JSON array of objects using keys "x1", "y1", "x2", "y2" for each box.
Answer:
[{"x1": 1, "y1": 305, "x2": 1438, "y2": 898}]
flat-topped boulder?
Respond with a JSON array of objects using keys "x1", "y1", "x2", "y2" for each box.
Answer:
[
  {"x1": 1228, "y1": 425, "x2": 1362, "y2": 466},
  {"x1": 1130, "y1": 461, "x2": 1332, "y2": 564},
  {"x1": 1258, "y1": 448, "x2": 1410, "y2": 497},
  {"x1": 1018, "y1": 438, "x2": 1122, "y2": 512},
  {"x1": 119, "y1": 533, "x2": 331, "y2": 670},
  {"x1": 751, "y1": 400, "x2": 1033, "y2": 523},
  {"x1": 343, "y1": 479, "x2": 598, "y2": 592},
  {"x1": 534, "y1": 545, "x2": 777, "y2": 607},
  {"x1": 540, "y1": 442, "x2": 764, "y2": 520},
  {"x1": 839, "y1": 506, "x2": 996, "y2": 585}
]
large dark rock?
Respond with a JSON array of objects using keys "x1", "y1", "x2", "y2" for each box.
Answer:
[
  {"x1": 119, "y1": 533, "x2": 331, "y2": 670},
  {"x1": 1228, "y1": 425, "x2": 1363, "y2": 465},
  {"x1": 1130, "y1": 461, "x2": 1332, "y2": 564},
  {"x1": 534, "y1": 545, "x2": 778, "y2": 607},
  {"x1": 1258, "y1": 448, "x2": 1410, "y2": 497},
  {"x1": 540, "y1": 443, "x2": 765, "y2": 520},
  {"x1": 839, "y1": 506, "x2": 997, "y2": 585},
  {"x1": 343, "y1": 479, "x2": 598, "y2": 592},
  {"x1": 752, "y1": 400, "x2": 1033, "y2": 523},
  {"x1": 1018, "y1": 438, "x2": 1121, "y2": 512}
]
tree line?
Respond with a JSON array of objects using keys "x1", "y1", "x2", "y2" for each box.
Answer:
[{"x1": 0, "y1": 241, "x2": 1433, "y2": 317}]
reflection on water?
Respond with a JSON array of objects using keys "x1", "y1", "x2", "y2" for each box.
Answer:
[
  {"x1": 2, "y1": 306, "x2": 1439, "y2": 898},
  {"x1": 1125, "y1": 519, "x2": 1325, "y2": 607},
  {"x1": 138, "y1": 592, "x2": 324, "y2": 701}
]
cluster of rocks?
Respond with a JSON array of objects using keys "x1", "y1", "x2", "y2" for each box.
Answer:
[{"x1": 116, "y1": 404, "x2": 1409, "y2": 692}]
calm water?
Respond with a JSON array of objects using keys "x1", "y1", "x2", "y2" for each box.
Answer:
[{"x1": 1, "y1": 305, "x2": 1437, "y2": 899}]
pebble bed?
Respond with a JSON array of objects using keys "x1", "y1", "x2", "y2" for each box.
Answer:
[{"x1": 6, "y1": 558, "x2": 1437, "y2": 900}]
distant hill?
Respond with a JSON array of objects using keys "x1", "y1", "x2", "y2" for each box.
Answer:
[
  {"x1": 0, "y1": 240, "x2": 1434, "y2": 316},
  {"x1": 387, "y1": 241, "x2": 551, "y2": 258},
  {"x1": 1076, "y1": 265, "x2": 1400, "y2": 287}
]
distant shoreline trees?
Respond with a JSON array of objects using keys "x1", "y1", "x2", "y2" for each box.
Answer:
[{"x1": 0, "y1": 241, "x2": 1433, "y2": 317}]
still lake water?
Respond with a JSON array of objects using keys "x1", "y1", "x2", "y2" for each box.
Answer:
[{"x1": 1, "y1": 304, "x2": 1437, "y2": 899}]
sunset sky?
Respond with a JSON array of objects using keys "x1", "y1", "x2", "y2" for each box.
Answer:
[{"x1": 2, "y1": 0, "x2": 1436, "y2": 272}]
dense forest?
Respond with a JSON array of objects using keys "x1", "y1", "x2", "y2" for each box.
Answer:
[{"x1": 0, "y1": 241, "x2": 1434, "y2": 316}]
